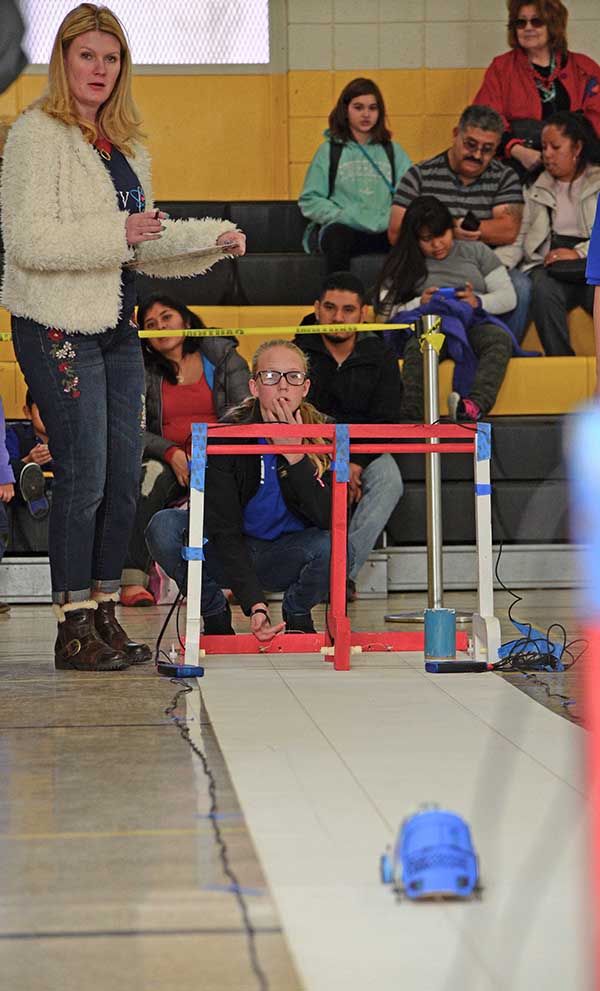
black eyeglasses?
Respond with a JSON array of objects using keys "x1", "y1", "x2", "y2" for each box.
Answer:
[
  {"x1": 461, "y1": 136, "x2": 497, "y2": 156},
  {"x1": 255, "y1": 370, "x2": 307, "y2": 386},
  {"x1": 512, "y1": 16, "x2": 545, "y2": 28}
]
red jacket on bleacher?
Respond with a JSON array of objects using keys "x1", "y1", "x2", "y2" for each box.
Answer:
[{"x1": 474, "y1": 48, "x2": 600, "y2": 151}]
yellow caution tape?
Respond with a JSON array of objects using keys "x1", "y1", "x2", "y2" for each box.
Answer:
[
  {"x1": 419, "y1": 331, "x2": 446, "y2": 354},
  {"x1": 138, "y1": 322, "x2": 413, "y2": 339},
  {"x1": 1, "y1": 323, "x2": 414, "y2": 342}
]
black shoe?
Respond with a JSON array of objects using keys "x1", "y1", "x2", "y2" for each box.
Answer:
[
  {"x1": 282, "y1": 608, "x2": 316, "y2": 634},
  {"x1": 203, "y1": 603, "x2": 235, "y2": 635},
  {"x1": 94, "y1": 600, "x2": 152, "y2": 664},
  {"x1": 19, "y1": 463, "x2": 49, "y2": 519}
]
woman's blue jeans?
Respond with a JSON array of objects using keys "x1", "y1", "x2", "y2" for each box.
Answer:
[
  {"x1": 145, "y1": 508, "x2": 335, "y2": 617},
  {"x1": 12, "y1": 314, "x2": 145, "y2": 604}
]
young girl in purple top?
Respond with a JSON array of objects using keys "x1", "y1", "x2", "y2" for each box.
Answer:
[{"x1": 0, "y1": 396, "x2": 16, "y2": 614}]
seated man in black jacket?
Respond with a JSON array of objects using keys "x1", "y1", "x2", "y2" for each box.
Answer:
[
  {"x1": 146, "y1": 340, "x2": 343, "y2": 641},
  {"x1": 295, "y1": 272, "x2": 404, "y2": 588}
]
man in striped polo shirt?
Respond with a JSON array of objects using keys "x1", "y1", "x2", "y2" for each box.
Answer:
[{"x1": 388, "y1": 105, "x2": 530, "y2": 341}]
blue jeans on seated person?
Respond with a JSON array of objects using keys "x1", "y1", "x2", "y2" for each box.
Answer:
[
  {"x1": 347, "y1": 454, "x2": 403, "y2": 581},
  {"x1": 501, "y1": 268, "x2": 532, "y2": 344},
  {"x1": 145, "y1": 508, "x2": 342, "y2": 618}
]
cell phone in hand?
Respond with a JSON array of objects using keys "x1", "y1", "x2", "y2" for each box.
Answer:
[
  {"x1": 461, "y1": 210, "x2": 481, "y2": 232},
  {"x1": 437, "y1": 286, "x2": 466, "y2": 298}
]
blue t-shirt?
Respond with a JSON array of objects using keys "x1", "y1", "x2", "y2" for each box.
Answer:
[
  {"x1": 586, "y1": 199, "x2": 600, "y2": 286},
  {"x1": 94, "y1": 138, "x2": 145, "y2": 317},
  {"x1": 242, "y1": 445, "x2": 305, "y2": 541}
]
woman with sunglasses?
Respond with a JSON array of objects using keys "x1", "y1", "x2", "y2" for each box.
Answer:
[
  {"x1": 146, "y1": 340, "x2": 338, "y2": 641},
  {"x1": 474, "y1": 0, "x2": 600, "y2": 181}
]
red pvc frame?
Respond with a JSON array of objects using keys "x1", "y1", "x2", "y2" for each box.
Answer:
[{"x1": 197, "y1": 422, "x2": 473, "y2": 670}]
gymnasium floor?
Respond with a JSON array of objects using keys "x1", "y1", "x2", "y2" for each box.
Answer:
[{"x1": 0, "y1": 589, "x2": 589, "y2": 991}]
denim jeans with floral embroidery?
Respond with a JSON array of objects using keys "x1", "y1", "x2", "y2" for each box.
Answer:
[{"x1": 12, "y1": 313, "x2": 145, "y2": 604}]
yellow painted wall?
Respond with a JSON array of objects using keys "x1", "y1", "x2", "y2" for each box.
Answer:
[
  {"x1": 1, "y1": 67, "x2": 595, "y2": 418},
  {"x1": 1, "y1": 67, "x2": 490, "y2": 200}
]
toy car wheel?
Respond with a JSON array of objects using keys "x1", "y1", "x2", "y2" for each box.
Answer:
[{"x1": 380, "y1": 852, "x2": 393, "y2": 884}]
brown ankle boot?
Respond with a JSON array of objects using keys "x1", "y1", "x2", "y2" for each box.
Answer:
[
  {"x1": 94, "y1": 599, "x2": 152, "y2": 664},
  {"x1": 55, "y1": 605, "x2": 130, "y2": 671}
]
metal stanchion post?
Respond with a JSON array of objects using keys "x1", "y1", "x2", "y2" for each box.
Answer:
[
  {"x1": 385, "y1": 316, "x2": 470, "y2": 625},
  {"x1": 423, "y1": 326, "x2": 443, "y2": 609}
]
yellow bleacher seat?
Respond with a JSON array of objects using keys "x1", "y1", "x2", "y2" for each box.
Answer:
[{"x1": 0, "y1": 303, "x2": 595, "y2": 419}]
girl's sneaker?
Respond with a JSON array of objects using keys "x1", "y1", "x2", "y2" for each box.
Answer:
[{"x1": 448, "y1": 392, "x2": 481, "y2": 422}]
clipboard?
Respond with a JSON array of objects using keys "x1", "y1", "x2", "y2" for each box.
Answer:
[{"x1": 125, "y1": 240, "x2": 239, "y2": 270}]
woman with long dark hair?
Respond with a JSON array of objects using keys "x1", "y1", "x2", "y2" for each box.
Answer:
[
  {"x1": 503, "y1": 111, "x2": 600, "y2": 354},
  {"x1": 375, "y1": 196, "x2": 517, "y2": 421},
  {"x1": 120, "y1": 293, "x2": 250, "y2": 605},
  {"x1": 299, "y1": 77, "x2": 411, "y2": 272}
]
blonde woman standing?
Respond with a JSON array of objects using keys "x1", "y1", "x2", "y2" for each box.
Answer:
[
  {"x1": 0, "y1": 4, "x2": 245, "y2": 670},
  {"x1": 146, "y1": 341, "x2": 337, "y2": 642}
]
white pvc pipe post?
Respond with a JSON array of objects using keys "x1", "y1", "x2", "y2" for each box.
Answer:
[
  {"x1": 471, "y1": 423, "x2": 501, "y2": 662},
  {"x1": 184, "y1": 422, "x2": 207, "y2": 666}
]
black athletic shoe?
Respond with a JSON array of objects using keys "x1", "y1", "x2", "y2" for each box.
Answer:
[
  {"x1": 282, "y1": 608, "x2": 316, "y2": 634},
  {"x1": 19, "y1": 462, "x2": 50, "y2": 519}
]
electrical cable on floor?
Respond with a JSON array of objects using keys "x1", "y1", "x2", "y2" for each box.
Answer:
[
  {"x1": 164, "y1": 681, "x2": 271, "y2": 991},
  {"x1": 153, "y1": 590, "x2": 185, "y2": 664},
  {"x1": 492, "y1": 541, "x2": 587, "y2": 724}
]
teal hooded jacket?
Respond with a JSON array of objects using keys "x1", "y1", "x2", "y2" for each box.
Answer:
[{"x1": 298, "y1": 131, "x2": 411, "y2": 242}]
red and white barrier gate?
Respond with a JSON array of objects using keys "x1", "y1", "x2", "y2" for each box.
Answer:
[{"x1": 183, "y1": 421, "x2": 499, "y2": 671}]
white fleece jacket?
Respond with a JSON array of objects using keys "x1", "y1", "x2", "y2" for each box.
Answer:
[{"x1": 0, "y1": 108, "x2": 236, "y2": 333}]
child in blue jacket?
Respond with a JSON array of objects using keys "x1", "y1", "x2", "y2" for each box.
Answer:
[{"x1": 0, "y1": 395, "x2": 16, "y2": 613}]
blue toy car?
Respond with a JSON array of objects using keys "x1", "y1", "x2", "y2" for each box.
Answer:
[{"x1": 380, "y1": 807, "x2": 481, "y2": 900}]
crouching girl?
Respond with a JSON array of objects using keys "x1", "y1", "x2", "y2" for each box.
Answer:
[{"x1": 146, "y1": 341, "x2": 345, "y2": 641}]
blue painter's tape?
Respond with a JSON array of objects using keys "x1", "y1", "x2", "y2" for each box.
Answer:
[
  {"x1": 475, "y1": 483, "x2": 492, "y2": 496},
  {"x1": 334, "y1": 424, "x2": 350, "y2": 483},
  {"x1": 190, "y1": 422, "x2": 208, "y2": 492},
  {"x1": 182, "y1": 545, "x2": 204, "y2": 561},
  {"x1": 476, "y1": 422, "x2": 491, "y2": 462}
]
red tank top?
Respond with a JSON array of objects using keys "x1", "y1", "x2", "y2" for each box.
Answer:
[{"x1": 161, "y1": 376, "x2": 217, "y2": 451}]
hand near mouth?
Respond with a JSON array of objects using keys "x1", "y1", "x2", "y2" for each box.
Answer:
[{"x1": 265, "y1": 400, "x2": 305, "y2": 465}]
